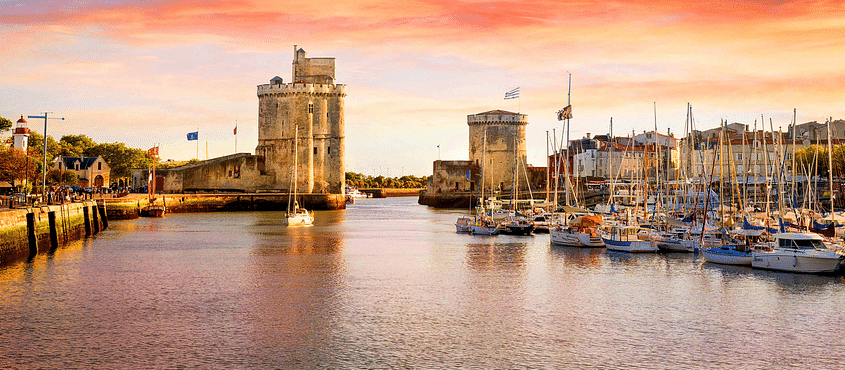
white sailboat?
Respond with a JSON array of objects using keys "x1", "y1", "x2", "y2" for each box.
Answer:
[{"x1": 285, "y1": 124, "x2": 314, "y2": 226}]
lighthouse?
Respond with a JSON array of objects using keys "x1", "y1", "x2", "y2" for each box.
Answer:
[{"x1": 12, "y1": 115, "x2": 30, "y2": 151}]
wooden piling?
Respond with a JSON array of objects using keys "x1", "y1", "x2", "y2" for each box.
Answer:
[
  {"x1": 48, "y1": 211, "x2": 58, "y2": 249},
  {"x1": 83, "y1": 206, "x2": 92, "y2": 236},
  {"x1": 98, "y1": 201, "x2": 108, "y2": 229},
  {"x1": 26, "y1": 212, "x2": 37, "y2": 258},
  {"x1": 92, "y1": 204, "x2": 100, "y2": 234}
]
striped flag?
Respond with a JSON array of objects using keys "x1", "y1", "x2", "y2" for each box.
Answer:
[
  {"x1": 504, "y1": 87, "x2": 519, "y2": 100},
  {"x1": 146, "y1": 147, "x2": 158, "y2": 156}
]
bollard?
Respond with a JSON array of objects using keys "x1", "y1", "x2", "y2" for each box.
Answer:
[
  {"x1": 48, "y1": 211, "x2": 58, "y2": 249},
  {"x1": 83, "y1": 205, "x2": 92, "y2": 236},
  {"x1": 26, "y1": 212, "x2": 37, "y2": 258},
  {"x1": 92, "y1": 204, "x2": 100, "y2": 234},
  {"x1": 98, "y1": 201, "x2": 108, "y2": 229}
]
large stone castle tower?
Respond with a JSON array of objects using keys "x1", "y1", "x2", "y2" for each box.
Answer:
[
  {"x1": 467, "y1": 110, "x2": 528, "y2": 191},
  {"x1": 256, "y1": 46, "x2": 346, "y2": 194}
]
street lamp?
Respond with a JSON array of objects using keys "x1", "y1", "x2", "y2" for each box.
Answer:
[{"x1": 27, "y1": 112, "x2": 64, "y2": 200}]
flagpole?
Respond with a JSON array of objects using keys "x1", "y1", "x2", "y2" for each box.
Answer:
[
  {"x1": 235, "y1": 120, "x2": 238, "y2": 153},
  {"x1": 196, "y1": 127, "x2": 199, "y2": 159}
]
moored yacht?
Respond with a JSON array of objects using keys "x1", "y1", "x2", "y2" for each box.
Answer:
[{"x1": 751, "y1": 233, "x2": 844, "y2": 274}]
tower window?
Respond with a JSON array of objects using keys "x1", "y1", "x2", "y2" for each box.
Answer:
[
  {"x1": 98, "y1": 162, "x2": 102, "y2": 170},
  {"x1": 314, "y1": 147, "x2": 317, "y2": 155},
  {"x1": 327, "y1": 146, "x2": 331, "y2": 154},
  {"x1": 308, "y1": 103, "x2": 313, "y2": 114}
]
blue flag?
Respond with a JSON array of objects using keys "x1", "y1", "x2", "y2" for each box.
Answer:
[{"x1": 187, "y1": 132, "x2": 198, "y2": 141}]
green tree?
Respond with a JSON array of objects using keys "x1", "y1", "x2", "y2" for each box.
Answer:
[
  {"x1": 63, "y1": 170, "x2": 79, "y2": 186},
  {"x1": 28, "y1": 130, "x2": 61, "y2": 165},
  {"x1": 84, "y1": 142, "x2": 153, "y2": 180},
  {"x1": 158, "y1": 158, "x2": 201, "y2": 169},
  {"x1": 59, "y1": 134, "x2": 96, "y2": 157},
  {"x1": 0, "y1": 115, "x2": 12, "y2": 132},
  {"x1": 795, "y1": 145, "x2": 829, "y2": 177},
  {"x1": 47, "y1": 169, "x2": 63, "y2": 185}
]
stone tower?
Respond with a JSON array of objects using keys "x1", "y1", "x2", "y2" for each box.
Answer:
[
  {"x1": 256, "y1": 46, "x2": 346, "y2": 194},
  {"x1": 467, "y1": 110, "x2": 528, "y2": 191},
  {"x1": 12, "y1": 115, "x2": 30, "y2": 151}
]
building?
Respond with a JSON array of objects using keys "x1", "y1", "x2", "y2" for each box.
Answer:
[
  {"x1": 421, "y1": 110, "x2": 539, "y2": 208},
  {"x1": 144, "y1": 46, "x2": 347, "y2": 197},
  {"x1": 467, "y1": 110, "x2": 528, "y2": 191},
  {"x1": 11, "y1": 116, "x2": 30, "y2": 150},
  {"x1": 256, "y1": 46, "x2": 346, "y2": 194},
  {"x1": 53, "y1": 156, "x2": 111, "y2": 187}
]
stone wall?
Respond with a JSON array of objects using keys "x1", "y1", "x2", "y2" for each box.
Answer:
[{"x1": 0, "y1": 201, "x2": 102, "y2": 265}]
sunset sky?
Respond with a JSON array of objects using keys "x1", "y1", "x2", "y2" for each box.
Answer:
[{"x1": 3, "y1": 0, "x2": 845, "y2": 176}]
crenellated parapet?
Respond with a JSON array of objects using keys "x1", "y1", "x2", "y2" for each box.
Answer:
[
  {"x1": 467, "y1": 110, "x2": 527, "y2": 126},
  {"x1": 257, "y1": 82, "x2": 346, "y2": 97}
]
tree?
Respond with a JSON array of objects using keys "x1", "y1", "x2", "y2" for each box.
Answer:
[
  {"x1": 59, "y1": 135, "x2": 96, "y2": 157},
  {"x1": 28, "y1": 130, "x2": 61, "y2": 165},
  {"x1": 84, "y1": 142, "x2": 152, "y2": 180},
  {"x1": 0, "y1": 115, "x2": 11, "y2": 132},
  {"x1": 0, "y1": 147, "x2": 38, "y2": 187},
  {"x1": 63, "y1": 170, "x2": 79, "y2": 186}
]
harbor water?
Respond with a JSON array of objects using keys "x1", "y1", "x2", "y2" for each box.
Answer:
[{"x1": 1, "y1": 197, "x2": 844, "y2": 368}]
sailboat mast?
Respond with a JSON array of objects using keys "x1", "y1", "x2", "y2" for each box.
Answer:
[
  {"x1": 828, "y1": 117, "x2": 834, "y2": 222},
  {"x1": 609, "y1": 118, "x2": 613, "y2": 208},
  {"x1": 546, "y1": 131, "x2": 550, "y2": 203}
]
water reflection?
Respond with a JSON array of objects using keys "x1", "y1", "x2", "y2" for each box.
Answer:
[
  {"x1": 548, "y1": 244, "x2": 605, "y2": 269},
  {"x1": 465, "y1": 241, "x2": 527, "y2": 271},
  {"x1": 1, "y1": 197, "x2": 845, "y2": 368}
]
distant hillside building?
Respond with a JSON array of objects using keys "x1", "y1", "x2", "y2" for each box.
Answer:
[{"x1": 53, "y1": 156, "x2": 110, "y2": 187}]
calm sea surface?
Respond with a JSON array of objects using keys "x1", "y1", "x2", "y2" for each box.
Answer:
[{"x1": 2, "y1": 197, "x2": 844, "y2": 368}]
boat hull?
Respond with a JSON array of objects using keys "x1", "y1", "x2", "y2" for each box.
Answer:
[
  {"x1": 550, "y1": 228, "x2": 605, "y2": 247},
  {"x1": 751, "y1": 252, "x2": 843, "y2": 273},
  {"x1": 469, "y1": 225, "x2": 500, "y2": 235},
  {"x1": 602, "y1": 237, "x2": 658, "y2": 253},
  {"x1": 456, "y1": 217, "x2": 472, "y2": 233},
  {"x1": 501, "y1": 224, "x2": 534, "y2": 236},
  {"x1": 285, "y1": 212, "x2": 314, "y2": 226},
  {"x1": 701, "y1": 247, "x2": 752, "y2": 265}
]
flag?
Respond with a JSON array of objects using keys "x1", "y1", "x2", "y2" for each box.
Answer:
[
  {"x1": 557, "y1": 105, "x2": 573, "y2": 121},
  {"x1": 187, "y1": 131, "x2": 198, "y2": 141},
  {"x1": 234, "y1": 126, "x2": 237, "y2": 135},
  {"x1": 504, "y1": 87, "x2": 519, "y2": 100},
  {"x1": 146, "y1": 147, "x2": 158, "y2": 156}
]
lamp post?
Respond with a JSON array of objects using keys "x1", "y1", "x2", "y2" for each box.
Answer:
[{"x1": 27, "y1": 112, "x2": 64, "y2": 200}]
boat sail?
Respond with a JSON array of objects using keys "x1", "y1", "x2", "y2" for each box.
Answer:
[{"x1": 285, "y1": 124, "x2": 314, "y2": 226}]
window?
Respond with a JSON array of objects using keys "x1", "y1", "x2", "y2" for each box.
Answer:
[
  {"x1": 308, "y1": 103, "x2": 313, "y2": 114},
  {"x1": 98, "y1": 162, "x2": 102, "y2": 170},
  {"x1": 327, "y1": 146, "x2": 331, "y2": 155},
  {"x1": 314, "y1": 147, "x2": 317, "y2": 155},
  {"x1": 737, "y1": 153, "x2": 742, "y2": 161}
]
